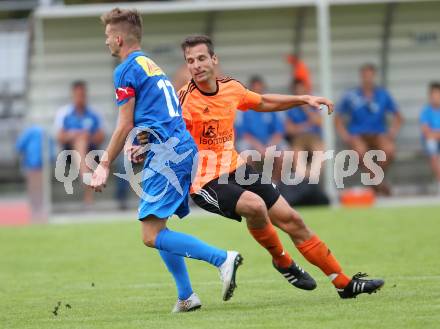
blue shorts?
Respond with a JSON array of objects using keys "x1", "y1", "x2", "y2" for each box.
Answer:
[
  {"x1": 422, "y1": 139, "x2": 440, "y2": 156},
  {"x1": 138, "y1": 139, "x2": 197, "y2": 220}
]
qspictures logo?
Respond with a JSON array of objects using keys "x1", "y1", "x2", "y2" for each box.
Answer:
[{"x1": 54, "y1": 127, "x2": 386, "y2": 202}]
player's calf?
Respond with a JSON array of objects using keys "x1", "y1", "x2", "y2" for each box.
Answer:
[{"x1": 268, "y1": 197, "x2": 314, "y2": 244}]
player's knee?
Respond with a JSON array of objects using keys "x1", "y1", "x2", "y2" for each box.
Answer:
[
  {"x1": 77, "y1": 131, "x2": 90, "y2": 141},
  {"x1": 237, "y1": 192, "x2": 267, "y2": 219},
  {"x1": 382, "y1": 143, "x2": 395, "y2": 159},
  {"x1": 252, "y1": 199, "x2": 267, "y2": 218},
  {"x1": 142, "y1": 234, "x2": 156, "y2": 248},
  {"x1": 248, "y1": 197, "x2": 267, "y2": 219}
]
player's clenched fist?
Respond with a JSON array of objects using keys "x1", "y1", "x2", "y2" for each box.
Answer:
[{"x1": 90, "y1": 163, "x2": 109, "y2": 192}]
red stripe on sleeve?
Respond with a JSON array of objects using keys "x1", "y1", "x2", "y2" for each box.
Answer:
[{"x1": 115, "y1": 87, "x2": 135, "y2": 102}]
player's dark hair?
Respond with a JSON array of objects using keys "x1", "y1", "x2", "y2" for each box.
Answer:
[
  {"x1": 360, "y1": 63, "x2": 377, "y2": 72},
  {"x1": 100, "y1": 8, "x2": 143, "y2": 43},
  {"x1": 181, "y1": 35, "x2": 215, "y2": 57},
  {"x1": 429, "y1": 81, "x2": 440, "y2": 92},
  {"x1": 71, "y1": 80, "x2": 86, "y2": 90}
]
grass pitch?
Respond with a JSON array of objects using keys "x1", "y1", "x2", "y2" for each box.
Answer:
[{"x1": 1, "y1": 206, "x2": 440, "y2": 329}]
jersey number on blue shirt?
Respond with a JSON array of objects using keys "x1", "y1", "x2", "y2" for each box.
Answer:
[{"x1": 157, "y1": 79, "x2": 180, "y2": 118}]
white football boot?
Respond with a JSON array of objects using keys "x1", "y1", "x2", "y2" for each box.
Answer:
[
  {"x1": 218, "y1": 251, "x2": 243, "y2": 301},
  {"x1": 171, "y1": 293, "x2": 202, "y2": 313}
]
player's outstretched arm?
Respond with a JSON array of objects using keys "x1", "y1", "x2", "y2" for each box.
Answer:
[
  {"x1": 254, "y1": 94, "x2": 334, "y2": 115},
  {"x1": 90, "y1": 98, "x2": 135, "y2": 192}
]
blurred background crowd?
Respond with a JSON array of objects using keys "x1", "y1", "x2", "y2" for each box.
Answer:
[{"x1": 0, "y1": 0, "x2": 439, "y2": 223}]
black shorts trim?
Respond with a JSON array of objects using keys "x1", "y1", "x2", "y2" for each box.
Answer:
[{"x1": 191, "y1": 164, "x2": 280, "y2": 221}]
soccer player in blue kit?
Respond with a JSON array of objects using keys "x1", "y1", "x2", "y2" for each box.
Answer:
[{"x1": 90, "y1": 8, "x2": 242, "y2": 312}]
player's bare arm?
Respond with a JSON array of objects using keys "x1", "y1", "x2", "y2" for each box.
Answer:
[
  {"x1": 388, "y1": 111, "x2": 404, "y2": 140},
  {"x1": 242, "y1": 133, "x2": 267, "y2": 154},
  {"x1": 90, "y1": 97, "x2": 135, "y2": 192},
  {"x1": 254, "y1": 94, "x2": 334, "y2": 115},
  {"x1": 335, "y1": 113, "x2": 352, "y2": 143},
  {"x1": 91, "y1": 129, "x2": 105, "y2": 146},
  {"x1": 422, "y1": 124, "x2": 440, "y2": 140},
  {"x1": 268, "y1": 132, "x2": 283, "y2": 147},
  {"x1": 308, "y1": 109, "x2": 323, "y2": 126},
  {"x1": 57, "y1": 129, "x2": 82, "y2": 144}
]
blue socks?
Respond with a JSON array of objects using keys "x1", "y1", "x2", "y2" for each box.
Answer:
[
  {"x1": 159, "y1": 250, "x2": 193, "y2": 300},
  {"x1": 155, "y1": 228, "x2": 227, "y2": 267}
]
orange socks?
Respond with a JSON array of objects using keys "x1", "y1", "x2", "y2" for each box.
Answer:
[
  {"x1": 296, "y1": 235, "x2": 350, "y2": 289},
  {"x1": 249, "y1": 226, "x2": 351, "y2": 288},
  {"x1": 248, "y1": 223, "x2": 293, "y2": 268}
]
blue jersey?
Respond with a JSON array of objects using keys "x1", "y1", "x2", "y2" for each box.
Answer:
[
  {"x1": 55, "y1": 104, "x2": 102, "y2": 135},
  {"x1": 286, "y1": 106, "x2": 322, "y2": 135},
  {"x1": 240, "y1": 111, "x2": 284, "y2": 145},
  {"x1": 113, "y1": 50, "x2": 191, "y2": 145},
  {"x1": 113, "y1": 51, "x2": 195, "y2": 220},
  {"x1": 420, "y1": 104, "x2": 440, "y2": 131},
  {"x1": 336, "y1": 87, "x2": 398, "y2": 135}
]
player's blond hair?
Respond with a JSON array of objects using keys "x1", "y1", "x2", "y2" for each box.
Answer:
[{"x1": 101, "y1": 8, "x2": 143, "y2": 44}]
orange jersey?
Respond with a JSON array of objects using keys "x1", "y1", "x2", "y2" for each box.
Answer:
[{"x1": 178, "y1": 77, "x2": 262, "y2": 192}]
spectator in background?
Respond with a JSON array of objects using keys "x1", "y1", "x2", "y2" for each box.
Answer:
[
  {"x1": 279, "y1": 79, "x2": 329, "y2": 206},
  {"x1": 16, "y1": 125, "x2": 55, "y2": 222},
  {"x1": 420, "y1": 82, "x2": 440, "y2": 194},
  {"x1": 286, "y1": 54, "x2": 313, "y2": 94},
  {"x1": 54, "y1": 80, "x2": 105, "y2": 205},
  {"x1": 285, "y1": 79, "x2": 324, "y2": 173},
  {"x1": 335, "y1": 63, "x2": 403, "y2": 196},
  {"x1": 234, "y1": 108, "x2": 245, "y2": 148},
  {"x1": 236, "y1": 75, "x2": 285, "y2": 182}
]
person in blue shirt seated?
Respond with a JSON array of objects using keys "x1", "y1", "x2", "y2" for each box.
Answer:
[
  {"x1": 335, "y1": 63, "x2": 403, "y2": 196},
  {"x1": 236, "y1": 75, "x2": 286, "y2": 182},
  {"x1": 285, "y1": 79, "x2": 324, "y2": 178},
  {"x1": 54, "y1": 80, "x2": 105, "y2": 205},
  {"x1": 420, "y1": 82, "x2": 440, "y2": 194},
  {"x1": 16, "y1": 125, "x2": 55, "y2": 222}
]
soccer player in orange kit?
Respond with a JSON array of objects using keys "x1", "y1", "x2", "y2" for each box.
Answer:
[
  {"x1": 183, "y1": 34, "x2": 387, "y2": 299},
  {"x1": 138, "y1": 35, "x2": 384, "y2": 299}
]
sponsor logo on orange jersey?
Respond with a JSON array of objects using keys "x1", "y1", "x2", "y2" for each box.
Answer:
[
  {"x1": 202, "y1": 119, "x2": 218, "y2": 138},
  {"x1": 200, "y1": 119, "x2": 233, "y2": 145}
]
